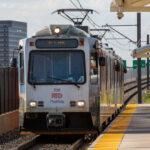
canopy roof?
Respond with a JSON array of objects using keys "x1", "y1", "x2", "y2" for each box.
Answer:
[
  {"x1": 110, "y1": 0, "x2": 150, "y2": 58},
  {"x1": 110, "y1": 0, "x2": 150, "y2": 12},
  {"x1": 132, "y1": 44, "x2": 150, "y2": 58}
]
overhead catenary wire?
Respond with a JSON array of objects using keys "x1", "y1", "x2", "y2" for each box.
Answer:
[
  {"x1": 68, "y1": 0, "x2": 134, "y2": 50},
  {"x1": 105, "y1": 24, "x2": 137, "y2": 44},
  {"x1": 60, "y1": 14, "x2": 73, "y2": 22},
  {"x1": 77, "y1": 0, "x2": 82, "y2": 9},
  {"x1": 69, "y1": 0, "x2": 78, "y2": 8},
  {"x1": 109, "y1": 31, "x2": 131, "y2": 46},
  {"x1": 75, "y1": 0, "x2": 133, "y2": 43},
  {"x1": 68, "y1": 0, "x2": 97, "y2": 27},
  {"x1": 76, "y1": 0, "x2": 121, "y2": 43},
  {"x1": 68, "y1": 0, "x2": 99, "y2": 28},
  {"x1": 76, "y1": 0, "x2": 102, "y2": 28},
  {"x1": 103, "y1": 36, "x2": 130, "y2": 51},
  {"x1": 73, "y1": 0, "x2": 108, "y2": 38}
]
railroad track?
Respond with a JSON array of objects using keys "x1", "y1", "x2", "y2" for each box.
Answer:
[
  {"x1": 10, "y1": 79, "x2": 150, "y2": 150},
  {"x1": 13, "y1": 135, "x2": 87, "y2": 150},
  {"x1": 124, "y1": 77, "x2": 149, "y2": 105}
]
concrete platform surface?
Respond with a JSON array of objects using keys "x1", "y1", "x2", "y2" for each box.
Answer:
[
  {"x1": 119, "y1": 104, "x2": 150, "y2": 150},
  {"x1": 88, "y1": 104, "x2": 150, "y2": 150}
]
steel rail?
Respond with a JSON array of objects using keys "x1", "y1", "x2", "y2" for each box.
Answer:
[
  {"x1": 124, "y1": 84, "x2": 149, "y2": 105},
  {"x1": 124, "y1": 81, "x2": 148, "y2": 93},
  {"x1": 12, "y1": 135, "x2": 40, "y2": 150},
  {"x1": 69, "y1": 138, "x2": 84, "y2": 150},
  {"x1": 124, "y1": 79, "x2": 149, "y2": 105}
]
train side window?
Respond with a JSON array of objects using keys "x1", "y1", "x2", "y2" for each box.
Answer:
[
  {"x1": 20, "y1": 52, "x2": 24, "y2": 84},
  {"x1": 90, "y1": 53, "x2": 98, "y2": 84}
]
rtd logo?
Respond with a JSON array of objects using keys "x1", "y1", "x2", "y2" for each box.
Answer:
[{"x1": 51, "y1": 93, "x2": 63, "y2": 99}]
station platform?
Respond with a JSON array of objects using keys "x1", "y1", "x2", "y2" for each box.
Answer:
[{"x1": 88, "y1": 104, "x2": 150, "y2": 150}]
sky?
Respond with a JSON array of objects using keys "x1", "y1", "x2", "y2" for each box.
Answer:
[{"x1": 0, "y1": 0, "x2": 150, "y2": 66}]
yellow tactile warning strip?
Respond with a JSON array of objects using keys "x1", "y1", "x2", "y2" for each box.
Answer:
[{"x1": 88, "y1": 104, "x2": 137, "y2": 150}]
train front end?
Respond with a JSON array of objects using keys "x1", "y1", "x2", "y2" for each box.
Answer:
[{"x1": 19, "y1": 25, "x2": 93, "y2": 133}]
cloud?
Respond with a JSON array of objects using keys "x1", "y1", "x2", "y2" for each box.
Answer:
[
  {"x1": 0, "y1": 0, "x2": 150, "y2": 66},
  {"x1": 0, "y1": 0, "x2": 63, "y2": 34}
]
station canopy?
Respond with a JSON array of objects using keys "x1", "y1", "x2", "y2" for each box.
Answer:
[
  {"x1": 110, "y1": 0, "x2": 150, "y2": 58},
  {"x1": 110, "y1": 0, "x2": 150, "y2": 12},
  {"x1": 132, "y1": 45, "x2": 150, "y2": 58}
]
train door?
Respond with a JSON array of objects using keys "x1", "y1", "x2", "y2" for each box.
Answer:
[
  {"x1": 105, "y1": 56, "x2": 111, "y2": 115},
  {"x1": 99, "y1": 55, "x2": 107, "y2": 126},
  {"x1": 114, "y1": 60, "x2": 120, "y2": 107},
  {"x1": 109, "y1": 57, "x2": 116, "y2": 114},
  {"x1": 120, "y1": 63, "x2": 124, "y2": 104},
  {"x1": 89, "y1": 51, "x2": 100, "y2": 128},
  {"x1": 114, "y1": 60, "x2": 118, "y2": 108},
  {"x1": 106, "y1": 56, "x2": 114, "y2": 119},
  {"x1": 111, "y1": 57, "x2": 117, "y2": 108}
]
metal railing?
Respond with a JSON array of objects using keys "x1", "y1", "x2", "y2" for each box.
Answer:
[{"x1": 0, "y1": 67, "x2": 19, "y2": 115}]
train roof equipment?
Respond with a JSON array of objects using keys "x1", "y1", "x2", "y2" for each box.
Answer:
[
  {"x1": 34, "y1": 25, "x2": 89, "y2": 37},
  {"x1": 52, "y1": 8, "x2": 97, "y2": 26}
]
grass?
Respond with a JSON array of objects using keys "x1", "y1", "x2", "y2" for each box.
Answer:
[{"x1": 142, "y1": 91, "x2": 150, "y2": 103}]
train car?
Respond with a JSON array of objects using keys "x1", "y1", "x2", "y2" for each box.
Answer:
[{"x1": 18, "y1": 25, "x2": 125, "y2": 134}]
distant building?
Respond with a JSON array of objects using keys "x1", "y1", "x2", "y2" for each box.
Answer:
[{"x1": 0, "y1": 20, "x2": 27, "y2": 67}]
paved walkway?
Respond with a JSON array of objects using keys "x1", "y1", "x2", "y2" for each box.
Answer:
[{"x1": 88, "y1": 104, "x2": 150, "y2": 150}]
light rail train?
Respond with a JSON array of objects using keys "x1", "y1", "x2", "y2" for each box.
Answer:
[{"x1": 18, "y1": 25, "x2": 125, "y2": 134}]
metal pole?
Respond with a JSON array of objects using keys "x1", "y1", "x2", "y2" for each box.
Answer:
[
  {"x1": 137, "y1": 13, "x2": 142, "y2": 104},
  {"x1": 147, "y1": 34, "x2": 150, "y2": 90}
]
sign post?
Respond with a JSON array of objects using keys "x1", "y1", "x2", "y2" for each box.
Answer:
[
  {"x1": 137, "y1": 13, "x2": 142, "y2": 104},
  {"x1": 147, "y1": 34, "x2": 150, "y2": 90}
]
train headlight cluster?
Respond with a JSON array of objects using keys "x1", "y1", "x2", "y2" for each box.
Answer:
[
  {"x1": 54, "y1": 27, "x2": 61, "y2": 34},
  {"x1": 29, "y1": 101, "x2": 37, "y2": 107},
  {"x1": 77, "y1": 101, "x2": 85, "y2": 107}
]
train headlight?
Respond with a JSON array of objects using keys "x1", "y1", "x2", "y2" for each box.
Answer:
[
  {"x1": 29, "y1": 101, "x2": 37, "y2": 107},
  {"x1": 77, "y1": 101, "x2": 85, "y2": 107},
  {"x1": 54, "y1": 27, "x2": 61, "y2": 34}
]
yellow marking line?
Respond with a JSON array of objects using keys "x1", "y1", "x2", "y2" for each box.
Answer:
[{"x1": 88, "y1": 104, "x2": 137, "y2": 150}]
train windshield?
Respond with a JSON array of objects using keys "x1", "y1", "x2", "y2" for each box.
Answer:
[{"x1": 28, "y1": 51, "x2": 86, "y2": 85}]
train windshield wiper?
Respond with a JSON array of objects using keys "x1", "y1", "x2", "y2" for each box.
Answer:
[
  {"x1": 30, "y1": 79, "x2": 36, "y2": 89},
  {"x1": 47, "y1": 76, "x2": 80, "y2": 88},
  {"x1": 66, "y1": 80, "x2": 80, "y2": 88}
]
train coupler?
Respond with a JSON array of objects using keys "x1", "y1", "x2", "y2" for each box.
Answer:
[{"x1": 46, "y1": 113, "x2": 65, "y2": 128}]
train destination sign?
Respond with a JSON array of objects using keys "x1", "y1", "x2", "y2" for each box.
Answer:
[{"x1": 35, "y1": 39, "x2": 78, "y2": 49}]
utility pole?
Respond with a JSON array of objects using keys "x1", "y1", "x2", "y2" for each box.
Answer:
[
  {"x1": 137, "y1": 13, "x2": 142, "y2": 104},
  {"x1": 147, "y1": 34, "x2": 150, "y2": 90}
]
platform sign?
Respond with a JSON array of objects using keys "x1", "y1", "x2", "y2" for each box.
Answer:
[
  {"x1": 141, "y1": 60, "x2": 146, "y2": 68},
  {"x1": 133, "y1": 60, "x2": 137, "y2": 69},
  {"x1": 133, "y1": 60, "x2": 146, "y2": 69},
  {"x1": 123, "y1": 60, "x2": 127, "y2": 68}
]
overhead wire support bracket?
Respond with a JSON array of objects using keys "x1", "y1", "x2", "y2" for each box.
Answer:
[
  {"x1": 90, "y1": 29, "x2": 110, "y2": 32},
  {"x1": 105, "y1": 24, "x2": 137, "y2": 44},
  {"x1": 52, "y1": 8, "x2": 97, "y2": 26},
  {"x1": 90, "y1": 28, "x2": 110, "y2": 40},
  {"x1": 102, "y1": 24, "x2": 137, "y2": 27}
]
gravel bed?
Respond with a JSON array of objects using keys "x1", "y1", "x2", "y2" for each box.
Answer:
[
  {"x1": 0, "y1": 129, "x2": 36, "y2": 150},
  {"x1": 30, "y1": 143, "x2": 71, "y2": 150}
]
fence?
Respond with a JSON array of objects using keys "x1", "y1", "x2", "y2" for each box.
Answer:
[{"x1": 0, "y1": 67, "x2": 19, "y2": 115}]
